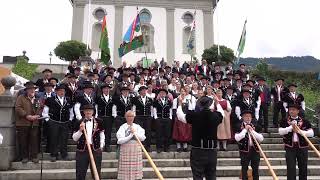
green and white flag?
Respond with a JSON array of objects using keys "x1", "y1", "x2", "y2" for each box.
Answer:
[
  {"x1": 236, "y1": 20, "x2": 247, "y2": 62},
  {"x1": 187, "y1": 11, "x2": 196, "y2": 56},
  {"x1": 99, "y1": 16, "x2": 111, "y2": 65}
]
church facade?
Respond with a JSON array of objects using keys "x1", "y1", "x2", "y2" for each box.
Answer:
[{"x1": 70, "y1": 0, "x2": 216, "y2": 67}]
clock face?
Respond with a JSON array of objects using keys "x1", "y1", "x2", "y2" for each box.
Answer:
[
  {"x1": 182, "y1": 12, "x2": 194, "y2": 25},
  {"x1": 94, "y1": 9, "x2": 105, "y2": 20}
]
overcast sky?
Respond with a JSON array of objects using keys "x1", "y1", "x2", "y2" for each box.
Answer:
[{"x1": 0, "y1": 0, "x2": 319, "y2": 64}]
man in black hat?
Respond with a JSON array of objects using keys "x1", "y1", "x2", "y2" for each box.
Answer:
[
  {"x1": 72, "y1": 104, "x2": 105, "y2": 180},
  {"x1": 36, "y1": 69, "x2": 53, "y2": 92},
  {"x1": 65, "y1": 73, "x2": 80, "y2": 104},
  {"x1": 114, "y1": 86, "x2": 134, "y2": 131},
  {"x1": 235, "y1": 110, "x2": 264, "y2": 180},
  {"x1": 153, "y1": 88, "x2": 172, "y2": 153},
  {"x1": 74, "y1": 81, "x2": 96, "y2": 121},
  {"x1": 95, "y1": 83, "x2": 116, "y2": 152},
  {"x1": 279, "y1": 104, "x2": 314, "y2": 180},
  {"x1": 132, "y1": 85, "x2": 153, "y2": 151},
  {"x1": 270, "y1": 78, "x2": 288, "y2": 127},
  {"x1": 235, "y1": 89, "x2": 260, "y2": 121},
  {"x1": 15, "y1": 82, "x2": 41, "y2": 163},
  {"x1": 255, "y1": 77, "x2": 271, "y2": 133},
  {"x1": 42, "y1": 84, "x2": 73, "y2": 161},
  {"x1": 283, "y1": 83, "x2": 305, "y2": 117},
  {"x1": 176, "y1": 95, "x2": 223, "y2": 180}
]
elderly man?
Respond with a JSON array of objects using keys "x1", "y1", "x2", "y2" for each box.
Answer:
[
  {"x1": 15, "y1": 82, "x2": 41, "y2": 163},
  {"x1": 116, "y1": 110, "x2": 146, "y2": 180}
]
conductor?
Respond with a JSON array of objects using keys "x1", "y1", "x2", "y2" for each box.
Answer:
[{"x1": 177, "y1": 95, "x2": 224, "y2": 180}]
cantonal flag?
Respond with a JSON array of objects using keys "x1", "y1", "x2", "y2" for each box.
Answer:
[{"x1": 99, "y1": 16, "x2": 111, "y2": 65}]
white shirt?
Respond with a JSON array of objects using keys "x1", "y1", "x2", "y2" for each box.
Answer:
[
  {"x1": 141, "y1": 96, "x2": 146, "y2": 105},
  {"x1": 84, "y1": 93, "x2": 92, "y2": 103},
  {"x1": 103, "y1": 94, "x2": 109, "y2": 101},
  {"x1": 277, "y1": 85, "x2": 282, "y2": 101},
  {"x1": 234, "y1": 122, "x2": 264, "y2": 145},
  {"x1": 72, "y1": 118, "x2": 105, "y2": 149},
  {"x1": 290, "y1": 92, "x2": 296, "y2": 99},
  {"x1": 0, "y1": 133, "x2": 3, "y2": 144},
  {"x1": 57, "y1": 96, "x2": 64, "y2": 105},
  {"x1": 116, "y1": 123, "x2": 146, "y2": 144},
  {"x1": 278, "y1": 117, "x2": 314, "y2": 142},
  {"x1": 122, "y1": 96, "x2": 128, "y2": 104}
]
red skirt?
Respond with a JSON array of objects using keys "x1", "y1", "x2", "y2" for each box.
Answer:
[{"x1": 172, "y1": 118, "x2": 192, "y2": 142}]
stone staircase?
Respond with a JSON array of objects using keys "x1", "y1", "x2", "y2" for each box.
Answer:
[{"x1": 1, "y1": 125, "x2": 320, "y2": 179}]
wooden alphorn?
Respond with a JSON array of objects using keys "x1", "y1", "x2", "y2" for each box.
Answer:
[
  {"x1": 293, "y1": 124, "x2": 320, "y2": 159},
  {"x1": 133, "y1": 132, "x2": 164, "y2": 180},
  {"x1": 249, "y1": 130, "x2": 279, "y2": 180},
  {"x1": 83, "y1": 126, "x2": 100, "y2": 180}
]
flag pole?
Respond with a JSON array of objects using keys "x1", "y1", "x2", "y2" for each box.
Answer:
[
  {"x1": 86, "y1": 0, "x2": 92, "y2": 50},
  {"x1": 214, "y1": 0, "x2": 221, "y2": 62}
]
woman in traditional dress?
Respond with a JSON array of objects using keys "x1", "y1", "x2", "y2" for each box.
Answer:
[
  {"x1": 215, "y1": 89, "x2": 232, "y2": 151},
  {"x1": 116, "y1": 110, "x2": 146, "y2": 180},
  {"x1": 172, "y1": 87, "x2": 196, "y2": 152}
]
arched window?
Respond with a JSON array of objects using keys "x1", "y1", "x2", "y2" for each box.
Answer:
[
  {"x1": 91, "y1": 23, "x2": 102, "y2": 51},
  {"x1": 135, "y1": 9, "x2": 155, "y2": 53},
  {"x1": 93, "y1": 8, "x2": 106, "y2": 21}
]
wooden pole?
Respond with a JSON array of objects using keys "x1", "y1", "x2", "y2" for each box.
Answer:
[
  {"x1": 294, "y1": 124, "x2": 320, "y2": 159},
  {"x1": 249, "y1": 130, "x2": 278, "y2": 180},
  {"x1": 83, "y1": 127, "x2": 100, "y2": 180},
  {"x1": 133, "y1": 133, "x2": 164, "y2": 180}
]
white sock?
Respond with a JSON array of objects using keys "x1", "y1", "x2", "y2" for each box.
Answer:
[
  {"x1": 217, "y1": 141, "x2": 220, "y2": 149},
  {"x1": 177, "y1": 143, "x2": 181, "y2": 149},
  {"x1": 183, "y1": 143, "x2": 188, "y2": 149},
  {"x1": 223, "y1": 141, "x2": 227, "y2": 149}
]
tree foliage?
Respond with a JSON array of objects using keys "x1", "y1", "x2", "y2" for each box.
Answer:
[
  {"x1": 201, "y1": 44, "x2": 235, "y2": 65},
  {"x1": 54, "y1": 40, "x2": 87, "y2": 62},
  {"x1": 12, "y1": 57, "x2": 38, "y2": 80}
]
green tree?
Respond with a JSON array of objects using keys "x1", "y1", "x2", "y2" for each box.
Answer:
[
  {"x1": 54, "y1": 40, "x2": 87, "y2": 62},
  {"x1": 12, "y1": 57, "x2": 38, "y2": 80},
  {"x1": 201, "y1": 44, "x2": 235, "y2": 65}
]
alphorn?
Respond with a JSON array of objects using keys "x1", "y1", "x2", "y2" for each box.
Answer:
[
  {"x1": 133, "y1": 132, "x2": 165, "y2": 180},
  {"x1": 83, "y1": 126, "x2": 100, "y2": 180},
  {"x1": 249, "y1": 130, "x2": 279, "y2": 180},
  {"x1": 294, "y1": 124, "x2": 320, "y2": 159}
]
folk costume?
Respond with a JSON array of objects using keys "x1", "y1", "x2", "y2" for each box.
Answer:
[{"x1": 116, "y1": 123, "x2": 146, "y2": 180}]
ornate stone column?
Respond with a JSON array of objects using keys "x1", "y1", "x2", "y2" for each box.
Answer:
[
  {"x1": 166, "y1": 7, "x2": 175, "y2": 66},
  {"x1": 203, "y1": 9, "x2": 214, "y2": 49},
  {"x1": 113, "y1": 5, "x2": 124, "y2": 68},
  {"x1": 0, "y1": 76, "x2": 16, "y2": 170},
  {"x1": 71, "y1": 3, "x2": 85, "y2": 41}
]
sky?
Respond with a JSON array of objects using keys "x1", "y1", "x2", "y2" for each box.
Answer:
[{"x1": 0, "y1": 0, "x2": 320, "y2": 64}]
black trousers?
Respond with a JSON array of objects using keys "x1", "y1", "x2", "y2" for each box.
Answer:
[
  {"x1": 135, "y1": 116, "x2": 152, "y2": 147},
  {"x1": 285, "y1": 147, "x2": 308, "y2": 180},
  {"x1": 16, "y1": 126, "x2": 39, "y2": 159},
  {"x1": 48, "y1": 121, "x2": 69, "y2": 158},
  {"x1": 190, "y1": 148, "x2": 217, "y2": 180},
  {"x1": 76, "y1": 150, "x2": 102, "y2": 180},
  {"x1": 155, "y1": 118, "x2": 171, "y2": 149},
  {"x1": 101, "y1": 116, "x2": 114, "y2": 147},
  {"x1": 115, "y1": 116, "x2": 126, "y2": 131},
  {"x1": 240, "y1": 148, "x2": 260, "y2": 180},
  {"x1": 273, "y1": 101, "x2": 286, "y2": 125},
  {"x1": 258, "y1": 103, "x2": 269, "y2": 131}
]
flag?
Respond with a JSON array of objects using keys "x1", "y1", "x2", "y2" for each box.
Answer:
[
  {"x1": 119, "y1": 14, "x2": 143, "y2": 57},
  {"x1": 187, "y1": 11, "x2": 196, "y2": 56},
  {"x1": 237, "y1": 20, "x2": 247, "y2": 61},
  {"x1": 99, "y1": 16, "x2": 110, "y2": 65}
]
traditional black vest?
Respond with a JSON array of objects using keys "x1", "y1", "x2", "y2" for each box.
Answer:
[
  {"x1": 115, "y1": 96, "x2": 133, "y2": 117},
  {"x1": 236, "y1": 120, "x2": 261, "y2": 152},
  {"x1": 153, "y1": 98, "x2": 172, "y2": 119},
  {"x1": 95, "y1": 94, "x2": 114, "y2": 117},
  {"x1": 76, "y1": 93, "x2": 95, "y2": 107},
  {"x1": 280, "y1": 116, "x2": 311, "y2": 148},
  {"x1": 74, "y1": 118, "x2": 104, "y2": 151},
  {"x1": 45, "y1": 96, "x2": 72, "y2": 122},
  {"x1": 133, "y1": 96, "x2": 153, "y2": 116},
  {"x1": 237, "y1": 97, "x2": 257, "y2": 114},
  {"x1": 65, "y1": 82, "x2": 79, "y2": 104},
  {"x1": 284, "y1": 92, "x2": 304, "y2": 108}
]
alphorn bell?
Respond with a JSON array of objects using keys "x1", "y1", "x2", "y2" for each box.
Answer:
[
  {"x1": 293, "y1": 124, "x2": 320, "y2": 159},
  {"x1": 83, "y1": 126, "x2": 100, "y2": 180},
  {"x1": 132, "y1": 132, "x2": 165, "y2": 180},
  {"x1": 248, "y1": 130, "x2": 279, "y2": 180}
]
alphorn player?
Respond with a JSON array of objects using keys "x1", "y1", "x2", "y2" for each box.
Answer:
[
  {"x1": 116, "y1": 110, "x2": 146, "y2": 180},
  {"x1": 278, "y1": 104, "x2": 314, "y2": 180},
  {"x1": 176, "y1": 95, "x2": 223, "y2": 180},
  {"x1": 72, "y1": 104, "x2": 105, "y2": 180},
  {"x1": 235, "y1": 110, "x2": 264, "y2": 180}
]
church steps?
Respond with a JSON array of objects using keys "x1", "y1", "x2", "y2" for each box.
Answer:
[
  {"x1": 2, "y1": 165, "x2": 320, "y2": 179},
  {"x1": 10, "y1": 157, "x2": 320, "y2": 170}
]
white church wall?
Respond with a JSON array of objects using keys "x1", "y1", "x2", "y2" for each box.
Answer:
[
  {"x1": 174, "y1": 9, "x2": 205, "y2": 63},
  {"x1": 121, "y1": 6, "x2": 167, "y2": 65},
  {"x1": 82, "y1": 5, "x2": 115, "y2": 62}
]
